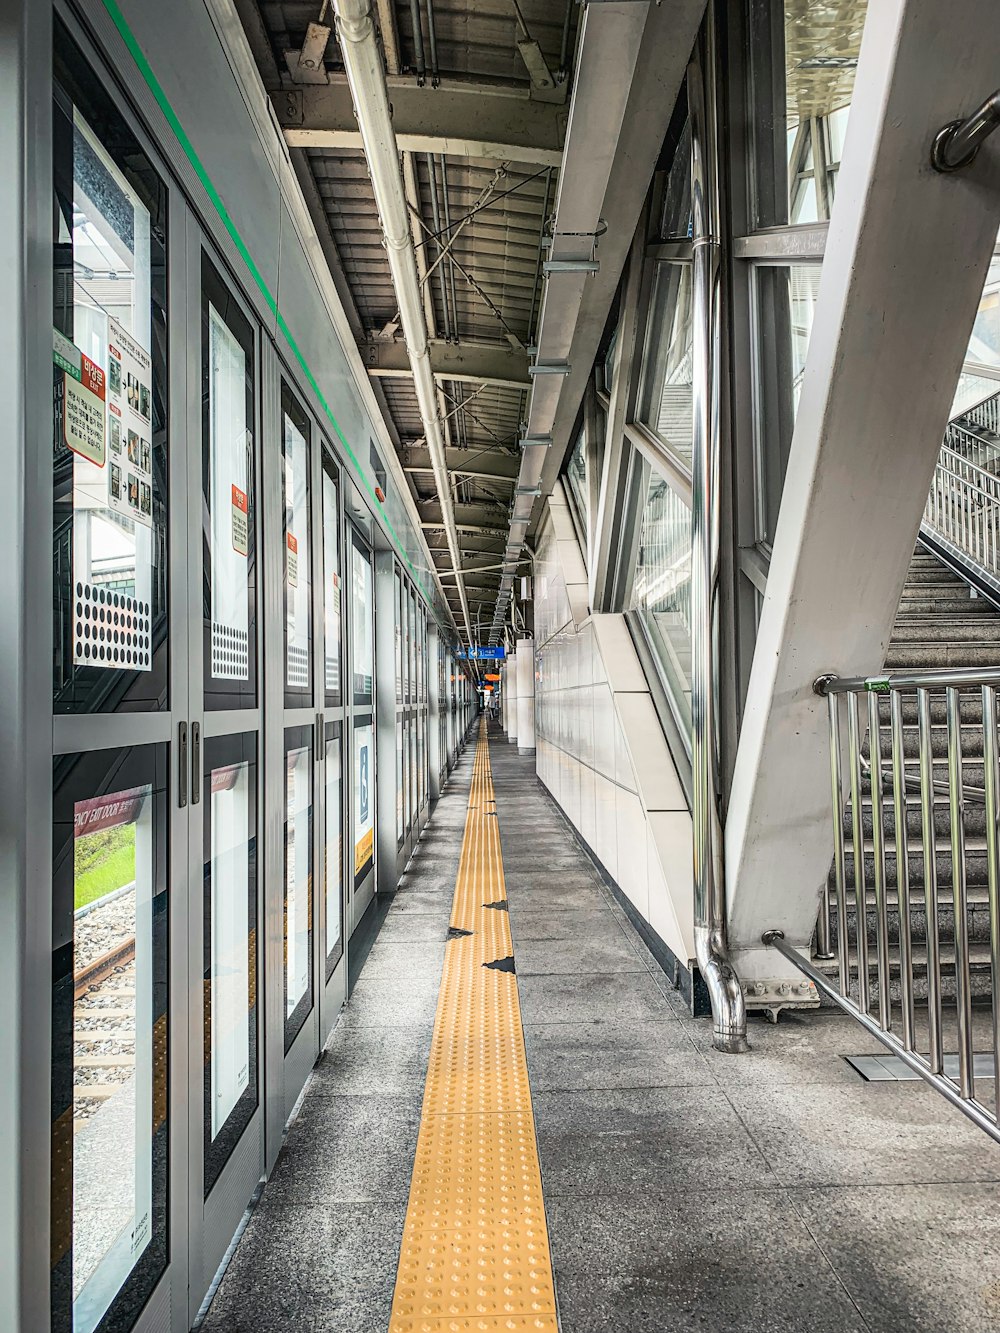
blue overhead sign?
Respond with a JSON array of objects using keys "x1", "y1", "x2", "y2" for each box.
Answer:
[{"x1": 456, "y1": 646, "x2": 506, "y2": 660}]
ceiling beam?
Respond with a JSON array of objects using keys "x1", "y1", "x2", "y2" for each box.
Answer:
[
  {"x1": 361, "y1": 338, "x2": 531, "y2": 389},
  {"x1": 401, "y1": 445, "x2": 519, "y2": 482},
  {"x1": 274, "y1": 77, "x2": 566, "y2": 166}
]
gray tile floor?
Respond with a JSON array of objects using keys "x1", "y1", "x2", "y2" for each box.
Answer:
[{"x1": 200, "y1": 734, "x2": 1000, "y2": 1333}]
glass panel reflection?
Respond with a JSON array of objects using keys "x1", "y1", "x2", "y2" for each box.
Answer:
[
  {"x1": 203, "y1": 734, "x2": 257, "y2": 1195},
  {"x1": 750, "y1": 0, "x2": 868, "y2": 229},
  {"x1": 51, "y1": 746, "x2": 168, "y2": 1333},
  {"x1": 323, "y1": 468, "x2": 342, "y2": 704},
  {"x1": 282, "y1": 387, "x2": 312, "y2": 704},
  {"x1": 283, "y1": 730, "x2": 313, "y2": 1051},
  {"x1": 352, "y1": 539, "x2": 374, "y2": 704},
  {"x1": 354, "y1": 720, "x2": 375, "y2": 886},
  {"x1": 203, "y1": 257, "x2": 256, "y2": 710},
  {"x1": 754, "y1": 264, "x2": 822, "y2": 545},
  {"x1": 53, "y1": 28, "x2": 168, "y2": 714},
  {"x1": 637, "y1": 264, "x2": 694, "y2": 467},
  {"x1": 325, "y1": 729, "x2": 344, "y2": 978},
  {"x1": 630, "y1": 470, "x2": 693, "y2": 744}
]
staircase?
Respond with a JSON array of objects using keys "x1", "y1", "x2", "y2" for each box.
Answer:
[{"x1": 819, "y1": 542, "x2": 1000, "y2": 1002}]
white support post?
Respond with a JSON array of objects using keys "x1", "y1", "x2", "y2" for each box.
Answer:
[
  {"x1": 725, "y1": 0, "x2": 1000, "y2": 983},
  {"x1": 517, "y1": 638, "x2": 536, "y2": 756},
  {"x1": 506, "y1": 654, "x2": 519, "y2": 746}
]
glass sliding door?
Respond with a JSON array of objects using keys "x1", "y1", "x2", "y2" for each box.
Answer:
[
  {"x1": 349, "y1": 529, "x2": 376, "y2": 928},
  {"x1": 324, "y1": 723, "x2": 344, "y2": 978},
  {"x1": 51, "y1": 745, "x2": 169, "y2": 1333},
  {"x1": 202, "y1": 733, "x2": 258, "y2": 1193},
  {"x1": 203, "y1": 257, "x2": 256, "y2": 710},
  {"x1": 283, "y1": 726, "x2": 314, "y2": 1050},
  {"x1": 282, "y1": 384, "x2": 312, "y2": 708}
]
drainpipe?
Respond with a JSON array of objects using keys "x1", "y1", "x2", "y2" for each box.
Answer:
[
  {"x1": 335, "y1": 0, "x2": 473, "y2": 643},
  {"x1": 689, "y1": 21, "x2": 747, "y2": 1053}
]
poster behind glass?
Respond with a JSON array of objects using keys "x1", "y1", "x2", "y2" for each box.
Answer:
[
  {"x1": 351, "y1": 538, "x2": 374, "y2": 704},
  {"x1": 353, "y1": 721, "x2": 375, "y2": 888},
  {"x1": 282, "y1": 388, "x2": 312, "y2": 706},
  {"x1": 323, "y1": 467, "x2": 342, "y2": 706},
  {"x1": 203, "y1": 259, "x2": 256, "y2": 710},
  {"x1": 52, "y1": 36, "x2": 168, "y2": 714}
]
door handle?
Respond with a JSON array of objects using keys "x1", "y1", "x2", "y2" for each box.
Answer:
[
  {"x1": 178, "y1": 721, "x2": 188, "y2": 808},
  {"x1": 191, "y1": 721, "x2": 201, "y2": 805}
]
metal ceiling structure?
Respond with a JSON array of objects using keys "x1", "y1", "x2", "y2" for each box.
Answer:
[{"x1": 233, "y1": 0, "x2": 576, "y2": 642}]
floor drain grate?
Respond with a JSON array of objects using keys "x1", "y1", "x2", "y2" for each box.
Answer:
[{"x1": 845, "y1": 1052, "x2": 997, "y2": 1081}]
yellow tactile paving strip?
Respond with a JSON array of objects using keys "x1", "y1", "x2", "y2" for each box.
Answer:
[{"x1": 389, "y1": 720, "x2": 558, "y2": 1333}]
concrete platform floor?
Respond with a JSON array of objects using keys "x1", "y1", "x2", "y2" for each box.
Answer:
[{"x1": 200, "y1": 735, "x2": 1000, "y2": 1333}]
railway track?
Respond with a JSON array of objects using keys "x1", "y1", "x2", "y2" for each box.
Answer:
[
  {"x1": 74, "y1": 933, "x2": 137, "y2": 1125},
  {"x1": 74, "y1": 934, "x2": 136, "y2": 1000}
]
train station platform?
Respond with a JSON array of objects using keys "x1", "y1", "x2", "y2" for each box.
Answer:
[{"x1": 197, "y1": 727, "x2": 1000, "y2": 1333}]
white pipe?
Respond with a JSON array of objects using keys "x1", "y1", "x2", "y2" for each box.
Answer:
[{"x1": 334, "y1": 0, "x2": 473, "y2": 643}]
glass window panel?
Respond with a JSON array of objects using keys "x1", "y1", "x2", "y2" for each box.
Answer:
[
  {"x1": 753, "y1": 264, "x2": 822, "y2": 545},
  {"x1": 637, "y1": 264, "x2": 695, "y2": 468},
  {"x1": 408, "y1": 591, "x2": 417, "y2": 707},
  {"x1": 283, "y1": 729, "x2": 313, "y2": 1051},
  {"x1": 629, "y1": 468, "x2": 693, "y2": 744},
  {"x1": 282, "y1": 386, "x2": 312, "y2": 705},
  {"x1": 203, "y1": 259, "x2": 256, "y2": 710},
  {"x1": 405, "y1": 718, "x2": 413, "y2": 832},
  {"x1": 322, "y1": 466, "x2": 342, "y2": 705},
  {"x1": 660, "y1": 112, "x2": 692, "y2": 239},
  {"x1": 53, "y1": 27, "x2": 168, "y2": 714},
  {"x1": 351, "y1": 537, "x2": 374, "y2": 704},
  {"x1": 203, "y1": 734, "x2": 257, "y2": 1194},
  {"x1": 324, "y1": 729, "x2": 344, "y2": 978},
  {"x1": 51, "y1": 744, "x2": 168, "y2": 1333},
  {"x1": 565, "y1": 427, "x2": 589, "y2": 537},
  {"x1": 394, "y1": 572, "x2": 403, "y2": 706},
  {"x1": 353, "y1": 720, "x2": 375, "y2": 886},
  {"x1": 749, "y1": 0, "x2": 868, "y2": 229},
  {"x1": 396, "y1": 721, "x2": 404, "y2": 843},
  {"x1": 968, "y1": 255, "x2": 1000, "y2": 369}
]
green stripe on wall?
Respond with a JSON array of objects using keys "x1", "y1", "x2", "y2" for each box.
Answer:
[{"x1": 99, "y1": 0, "x2": 440, "y2": 613}]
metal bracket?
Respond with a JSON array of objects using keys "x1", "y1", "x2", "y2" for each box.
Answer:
[
  {"x1": 932, "y1": 90, "x2": 1000, "y2": 172},
  {"x1": 744, "y1": 972, "x2": 820, "y2": 1024}
]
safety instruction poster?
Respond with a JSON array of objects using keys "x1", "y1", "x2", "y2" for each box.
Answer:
[
  {"x1": 106, "y1": 317, "x2": 153, "y2": 528},
  {"x1": 54, "y1": 329, "x2": 106, "y2": 465},
  {"x1": 354, "y1": 723, "x2": 374, "y2": 884}
]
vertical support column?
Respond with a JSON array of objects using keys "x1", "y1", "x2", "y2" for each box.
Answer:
[
  {"x1": 507, "y1": 652, "x2": 519, "y2": 746},
  {"x1": 0, "y1": 3, "x2": 53, "y2": 1327},
  {"x1": 689, "y1": 21, "x2": 747, "y2": 1053},
  {"x1": 516, "y1": 638, "x2": 536, "y2": 757},
  {"x1": 428, "y1": 622, "x2": 442, "y2": 801},
  {"x1": 374, "y1": 551, "x2": 398, "y2": 897}
]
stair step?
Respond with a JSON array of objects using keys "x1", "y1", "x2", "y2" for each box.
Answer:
[{"x1": 884, "y1": 644, "x2": 1000, "y2": 669}]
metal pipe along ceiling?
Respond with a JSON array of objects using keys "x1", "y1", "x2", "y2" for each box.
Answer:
[{"x1": 334, "y1": 0, "x2": 474, "y2": 643}]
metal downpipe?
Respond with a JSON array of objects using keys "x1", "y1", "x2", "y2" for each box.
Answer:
[
  {"x1": 688, "y1": 26, "x2": 747, "y2": 1053},
  {"x1": 334, "y1": 0, "x2": 473, "y2": 642}
]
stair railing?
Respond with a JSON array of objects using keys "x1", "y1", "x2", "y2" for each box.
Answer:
[
  {"x1": 923, "y1": 442, "x2": 1000, "y2": 592},
  {"x1": 769, "y1": 666, "x2": 1000, "y2": 1148}
]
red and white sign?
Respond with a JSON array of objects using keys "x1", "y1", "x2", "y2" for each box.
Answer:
[
  {"x1": 232, "y1": 484, "x2": 249, "y2": 556},
  {"x1": 74, "y1": 786, "x2": 147, "y2": 837}
]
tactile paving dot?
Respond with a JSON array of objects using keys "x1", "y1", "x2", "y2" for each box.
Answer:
[
  {"x1": 389, "y1": 1316, "x2": 559, "y2": 1333},
  {"x1": 390, "y1": 722, "x2": 556, "y2": 1329}
]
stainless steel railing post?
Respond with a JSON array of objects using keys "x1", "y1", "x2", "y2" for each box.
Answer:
[
  {"x1": 917, "y1": 686, "x2": 945, "y2": 1075},
  {"x1": 946, "y1": 685, "x2": 975, "y2": 1096},
  {"x1": 982, "y1": 683, "x2": 1000, "y2": 1118},
  {"x1": 868, "y1": 690, "x2": 893, "y2": 1030},
  {"x1": 827, "y1": 691, "x2": 850, "y2": 988},
  {"x1": 846, "y1": 693, "x2": 870, "y2": 1015},
  {"x1": 890, "y1": 689, "x2": 916, "y2": 1050}
]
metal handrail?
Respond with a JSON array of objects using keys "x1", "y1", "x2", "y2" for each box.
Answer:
[
  {"x1": 763, "y1": 930, "x2": 1000, "y2": 1149},
  {"x1": 805, "y1": 667, "x2": 1000, "y2": 1145},
  {"x1": 816, "y1": 666, "x2": 1000, "y2": 695},
  {"x1": 932, "y1": 90, "x2": 1000, "y2": 172}
]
